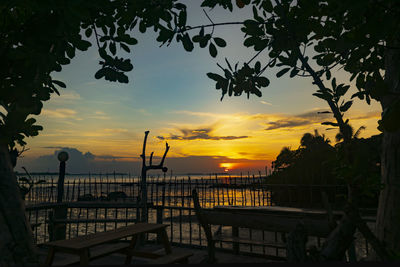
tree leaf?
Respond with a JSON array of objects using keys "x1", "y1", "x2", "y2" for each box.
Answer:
[
  {"x1": 95, "y1": 68, "x2": 106, "y2": 79},
  {"x1": 290, "y1": 68, "x2": 299, "y2": 78},
  {"x1": 312, "y1": 92, "x2": 328, "y2": 100},
  {"x1": 331, "y1": 77, "x2": 337, "y2": 89},
  {"x1": 120, "y1": 43, "x2": 130, "y2": 53},
  {"x1": 213, "y1": 37, "x2": 226, "y2": 47},
  {"x1": 110, "y1": 42, "x2": 116, "y2": 55},
  {"x1": 255, "y1": 61, "x2": 261, "y2": 73},
  {"x1": 326, "y1": 69, "x2": 331, "y2": 80},
  {"x1": 206, "y1": 72, "x2": 224, "y2": 81},
  {"x1": 321, "y1": 121, "x2": 339, "y2": 127},
  {"x1": 340, "y1": 101, "x2": 353, "y2": 112},
  {"x1": 253, "y1": 88, "x2": 262, "y2": 97},
  {"x1": 225, "y1": 58, "x2": 233, "y2": 71},
  {"x1": 182, "y1": 33, "x2": 194, "y2": 52},
  {"x1": 199, "y1": 37, "x2": 208, "y2": 48},
  {"x1": 52, "y1": 80, "x2": 66, "y2": 88},
  {"x1": 276, "y1": 68, "x2": 290, "y2": 78},
  {"x1": 209, "y1": 42, "x2": 217, "y2": 57},
  {"x1": 85, "y1": 27, "x2": 92, "y2": 38},
  {"x1": 179, "y1": 10, "x2": 187, "y2": 26},
  {"x1": 257, "y1": 77, "x2": 270, "y2": 87}
]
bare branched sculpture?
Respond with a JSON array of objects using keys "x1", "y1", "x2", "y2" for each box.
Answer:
[{"x1": 140, "y1": 130, "x2": 169, "y2": 222}]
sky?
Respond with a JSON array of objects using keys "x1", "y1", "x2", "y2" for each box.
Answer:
[{"x1": 16, "y1": 3, "x2": 381, "y2": 175}]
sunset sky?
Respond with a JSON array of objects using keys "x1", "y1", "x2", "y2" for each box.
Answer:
[{"x1": 16, "y1": 4, "x2": 381, "y2": 175}]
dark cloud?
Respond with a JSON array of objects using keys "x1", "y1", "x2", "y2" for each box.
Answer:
[
  {"x1": 16, "y1": 148, "x2": 270, "y2": 175},
  {"x1": 157, "y1": 127, "x2": 249, "y2": 141},
  {"x1": 265, "y1": 109, "x2": 332, "y2": 130},
  {"x1": 265, "y1": 120, "x2": 312, "y2": 130},
  {"x1": 95, "y1": 155, "x2": 138, "y2": 160},
  {"x1": 297, "y1": 110, "x2": 332, "y2": 119},
  {"x1": 17, "y1": 147, "x2": 141, "y2": 174},
  {"x1": 351, "y1": 111, "x2": 380, "y2": 120}
]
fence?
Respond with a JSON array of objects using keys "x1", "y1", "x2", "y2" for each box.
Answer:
[
  {"x1": 22, "y1": 173, "x2": 374, "y2": 260},
  {"x1": 20, "y1": 172, "x2": 347, "y2": 208}
]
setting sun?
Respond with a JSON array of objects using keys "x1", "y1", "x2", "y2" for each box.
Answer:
[{"x1": 219, "y1": 163, "x2": 235, "y2": 172}]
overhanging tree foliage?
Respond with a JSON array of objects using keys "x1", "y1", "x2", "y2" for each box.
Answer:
[
  {"x1": 0, "y1": 1, "x2": 190, "y2": 264},
  {"x1": 1, "y1": 0, "x2": 399, "y2": 264},
  {"x1": 183, "y1": 0, "x2": 399, "y2": 260}
]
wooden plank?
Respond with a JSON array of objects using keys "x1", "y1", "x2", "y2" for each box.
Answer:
[
  {"x1": 44, "y1": 223, "x2": 168, "y2": 250},
  {"x1": 201, "y1": 210, "x2": 332, "y2": 237},
  {"x1": 67, "y1": 201, "x2": 153, "y2": 208},
  {"x1": 50, "y1": 242, "x2": 130, "y2": 266},
  {"x1": 50, "y1": 218, "x2": 137, "y2": 224},
  {"x1": 147, "y1": 251, "x2": 193, "y2": 264},
  {"x1": 214, "y1": 205, "x2": 343, "y2": 218},
  {"x1": 213, "y1": 234, "x2": 287, "y2": 249}
]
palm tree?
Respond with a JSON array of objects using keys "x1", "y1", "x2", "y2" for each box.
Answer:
[
  {"x1": 272, "y1": 146, "x2": 297, "y2": 171},
  {"x1": 335, "y1": 125, "x2": 366, "y2": 142},
  {"x1": 300, "y1": 129, "x2": 331, "y2": 150}
]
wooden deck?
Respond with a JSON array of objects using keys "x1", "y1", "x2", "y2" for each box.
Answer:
[{"x1": 38, "y1": 244, "x2": 278, "y2": 265}]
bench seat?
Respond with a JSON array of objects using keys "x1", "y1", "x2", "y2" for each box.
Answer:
[{"x1": 49, "y1": 242, "x2": 130, "y2": 266}]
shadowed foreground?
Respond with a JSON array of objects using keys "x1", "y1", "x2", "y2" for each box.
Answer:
[{"x1": 38, "y1": 244, "x2": 276, "y2": 265}]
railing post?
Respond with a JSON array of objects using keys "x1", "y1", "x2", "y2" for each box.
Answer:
[
  {"x1": 232, "y1": 226, "x2": 239, "y2": 254},
  {"x1": 49, "y1": 203, "x2": 67, "y2": 241},
  {"x1": 156, "y1": 206, "x2": 164, "y2": 244}
]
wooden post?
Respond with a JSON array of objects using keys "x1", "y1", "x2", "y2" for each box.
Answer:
[
  {"x1": 56, "y1": 151, "x2": 69, "y2": 203},
  {"x1": 232, "y1": 226, "x2": 239, "y2": 254},
  {"x1": 49, "y1": 203, "x2": 67, "y2": 241},
  {"x1": 156, "y1": 206, "x2": 163, "y2": 243}
]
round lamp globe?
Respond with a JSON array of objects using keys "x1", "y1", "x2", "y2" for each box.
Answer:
[{"x1": 58, "y1": 151, "x2": 69, "y2": 162}]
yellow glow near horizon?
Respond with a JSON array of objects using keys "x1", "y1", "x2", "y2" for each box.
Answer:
[
  {"x1": 219, "y1": 163, "x2": 236, "y2": 172},
  {"x1": 23, "y1": 105, "x2": 382, "y2": 164}
]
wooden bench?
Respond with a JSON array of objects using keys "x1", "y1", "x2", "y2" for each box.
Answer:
[
  {"x1": 192, "y1": 189, "x2": 335, "y2": 263},
  {"x1": 42, "y1": 223, "x2": 192, "y2": 266}
]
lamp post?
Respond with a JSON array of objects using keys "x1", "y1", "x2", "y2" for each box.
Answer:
[{"x1": 57, "y1": 151, "x2": 69, "y2": 203}]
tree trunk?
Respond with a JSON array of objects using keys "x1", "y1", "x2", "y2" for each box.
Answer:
[
  {"x1": 375, "y1": 37, "x2": 400, "y2": 256},
  {"x1": 0, "y1": 144, "x2": 39, "y2": 265}
]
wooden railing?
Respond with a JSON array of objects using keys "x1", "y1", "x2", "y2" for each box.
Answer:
[{"x1": 26, "y1": 202, "x2": 376, "y2": 261}]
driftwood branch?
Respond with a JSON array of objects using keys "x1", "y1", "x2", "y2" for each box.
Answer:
[
  {"x1": 319, "y1": 210, "x2": 356, "y2": 261},
  {"x1": 139, "y1": 131, "x2": 170, "y2": 223},
  {"x1": 344, "y1": 204, "x2": 394, "y2": 260},
  {"x1": 149, "y1": 152, "x2": 154, "y2": 166},
  {"x1": 140, "y1": 130, "x2": 149, "y2": 164},
  {"x1": 141, "y1": 131, "x2": 170, "y2": 172},
  {"x1": 159, "y1": 142, "x2": 170, "y2": 167}
]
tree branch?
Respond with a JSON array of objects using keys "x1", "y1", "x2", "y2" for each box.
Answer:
[
  {"x1": 141, "y1": 130, "x2": 149, "y2": 167},
  {"x1": 92, "y1": 24, "x2": 100, "y2": 49},
  {"x1": 297, "y1": 51, "x2": 349, "y2": 143},
  {"x1": 180, "y1": 22, "x2": 247, "y2": 33},
  {"x1": 159, "y1": 142, "x2": 170, "y2": 167},
  {"x1": 149, "y1": 151, "x2": 154, "y2": 166},
  {"x1": 202, "y1": 9, "x2": 215, "y2": 36}
]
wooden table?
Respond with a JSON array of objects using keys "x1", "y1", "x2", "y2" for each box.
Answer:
[
  {"x1": 213, "y1": 205, "x2": 344, "y2": 218},
  {"x1": 213, "y1": 205, "x2": 376, "y2": 221},
  {"x1": 43, "y1": 223, "x2": 172, "y2": 266}
]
